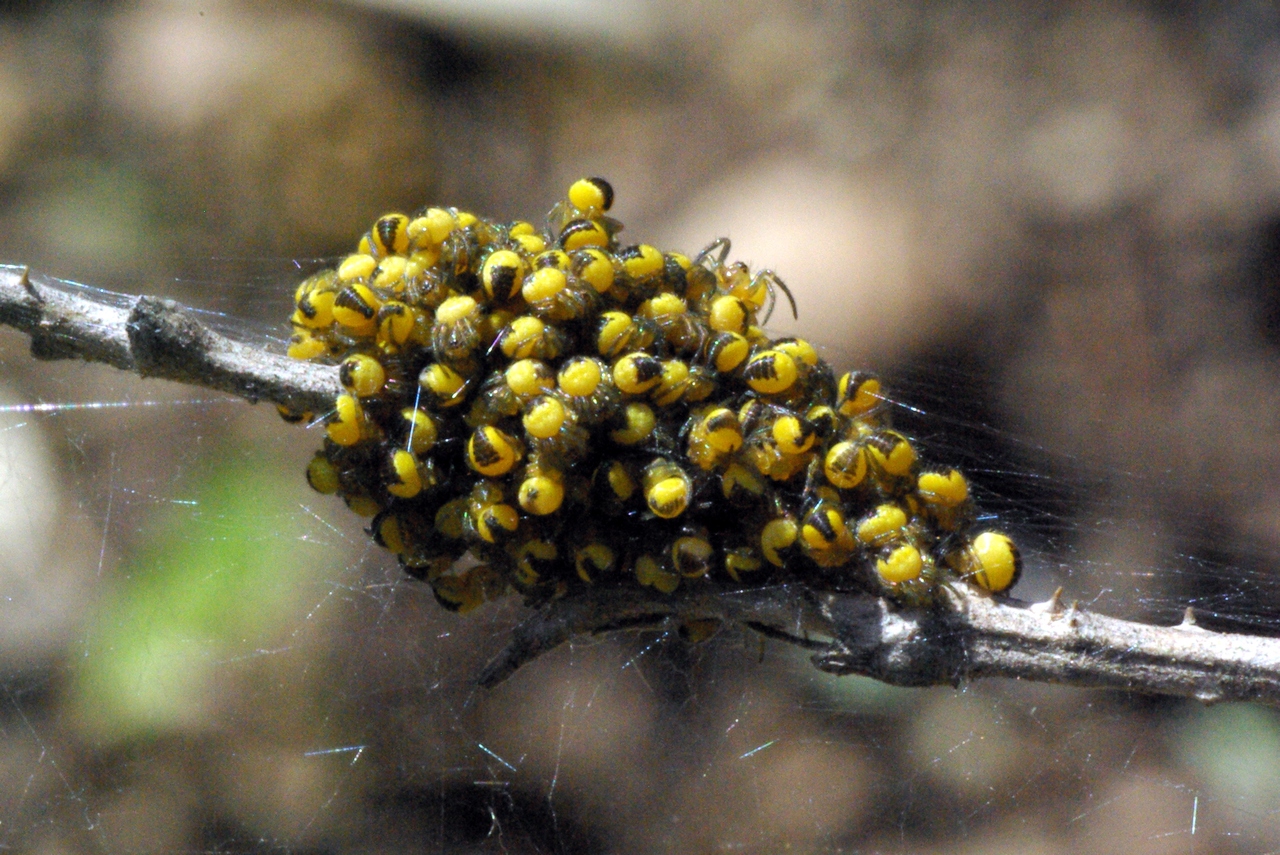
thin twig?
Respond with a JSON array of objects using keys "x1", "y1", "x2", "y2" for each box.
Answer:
[
  {"x1": 478, "y1": 585, "x2": 1280, "y2": 704},
  {"x1": 3, "y1": 264, "x2": 1279, "y2": 703},
  {"x1": 0, "y1": 264, "x2": 340, "y2": 415}
]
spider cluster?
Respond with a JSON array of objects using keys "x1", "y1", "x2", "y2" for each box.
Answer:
[{"x1": 284, "y1": 178, "x2": 1020, "y2": 613}]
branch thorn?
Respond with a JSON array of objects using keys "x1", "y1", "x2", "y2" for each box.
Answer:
[{"x1": 1030, "y1": 586, "x2": 1065, "y2": 617}]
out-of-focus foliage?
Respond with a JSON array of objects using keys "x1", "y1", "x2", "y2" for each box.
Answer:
[{"x1": 67, "y1": 448, "x2": 338, "y2": 743}]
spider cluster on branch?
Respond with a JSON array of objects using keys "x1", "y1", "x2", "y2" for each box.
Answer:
[
  {"x1": 281, "y1": 177, "x2": 1020, "y2": 623},
  {"x1": 2, "y1": 180, "x2": 1278, "y2": 704}
]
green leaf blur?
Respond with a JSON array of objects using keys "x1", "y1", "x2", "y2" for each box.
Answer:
[{"x1": 68, "y1": 448, "x2": 332, "y2": 744}]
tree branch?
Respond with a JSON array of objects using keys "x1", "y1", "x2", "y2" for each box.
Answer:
[
  {"x1": 477, "y1": 584, "x2": 1280, "y2": 704},
  {"x1": 0, "y1": 264, "x2": 340, "y2": 415},
  {"x1": 4, "y1": 264, "x2": 1279, "y2": 704}
]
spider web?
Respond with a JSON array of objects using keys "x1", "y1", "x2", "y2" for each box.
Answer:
[{"x1": 0, "y1": 263, "x2": 1277, "y2": 855}]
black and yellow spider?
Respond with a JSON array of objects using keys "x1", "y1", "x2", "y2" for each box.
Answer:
[{"x1": 284, "y1": 177, "x2": 1021, "y2": 622}]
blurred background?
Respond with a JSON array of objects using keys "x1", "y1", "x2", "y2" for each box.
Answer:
[{"x1": 2, "y1": 0, "x2": 1280, "y2": 851}]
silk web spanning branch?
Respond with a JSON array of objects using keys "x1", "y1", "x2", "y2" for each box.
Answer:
[{"x1": 2, "y1": 262, "x2": 1278, "y2": 703}]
